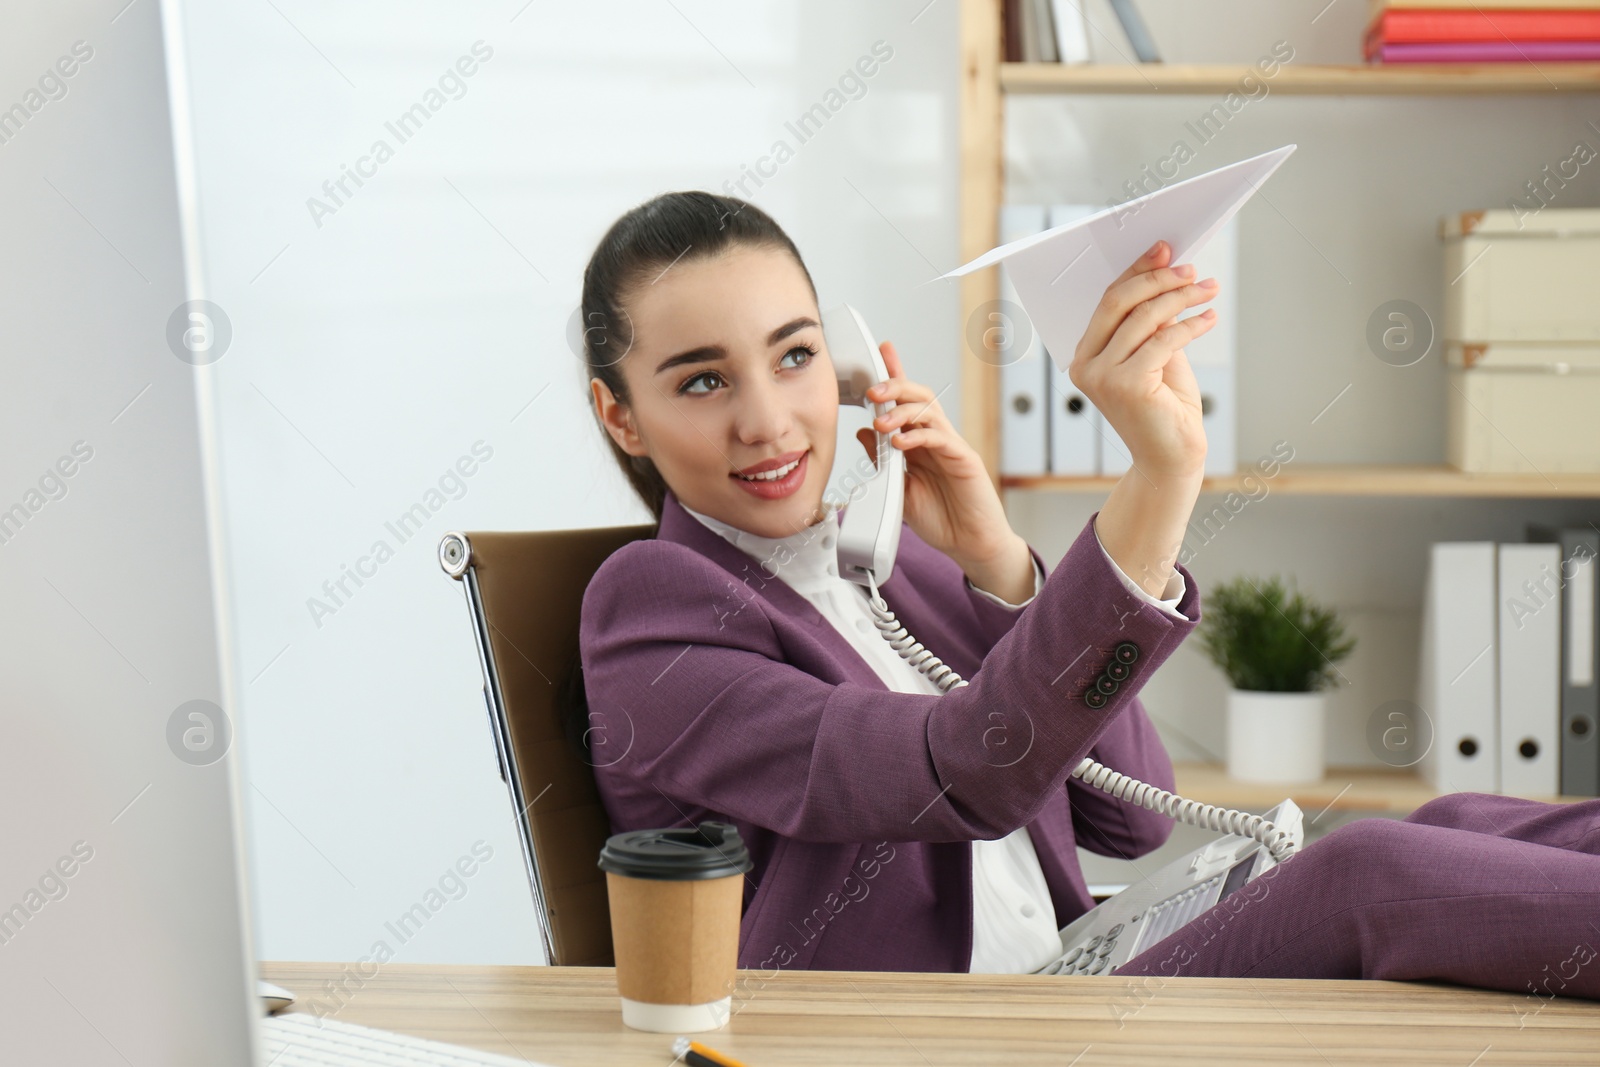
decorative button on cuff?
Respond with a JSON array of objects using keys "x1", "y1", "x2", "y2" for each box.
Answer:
[{"x1": 1082, "y1": 641, "x2": 1141, "y2": 707}]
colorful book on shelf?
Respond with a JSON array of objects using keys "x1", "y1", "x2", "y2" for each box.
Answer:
[
  {"x1": 1368, "y1": 7, "x2": 1600, "y2": 42},
  {"x1": 1370, "y1": 0, "x2": 1600, "y2": 19},
  {"x1": 1003, "y1": 0, "x2": 1024, "y2": 62},
  {"x1": 1004, "y1": 0, "x2": 1064, "y2": 62},
  {"x1": 1007, "y1": 0, "x2": 1150, "y2": 65},
  {"x1": 1364, "y1": 6, "x2": 1600, "y2": 63},
  {"x1": 1368, "y1": 39, "x2": 1600, "y2": 61}
]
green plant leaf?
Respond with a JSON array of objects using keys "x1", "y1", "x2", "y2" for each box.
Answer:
[{"x1": 1195, "y1": 574, "x2": 1356, "y2": 692}]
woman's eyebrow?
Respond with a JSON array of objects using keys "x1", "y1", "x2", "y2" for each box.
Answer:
[{"x1": 653, "y1": 315, "x2": 819, "y2": 376}]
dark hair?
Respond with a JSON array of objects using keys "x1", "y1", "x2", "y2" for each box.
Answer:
[
  {"x1": 565, "y1": 192, "x2": 816, "y2": 763},
  {"x1": 578, "y1": 190, "x2": 817, "y2": 524}
]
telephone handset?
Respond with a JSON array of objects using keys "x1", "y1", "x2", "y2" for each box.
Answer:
[
  {"x1": 825, "y1": 303, "x2": 906, "y2": 590},
  {"x1": 820, "y1": 302, "x2": 1302, "y2": 975}
]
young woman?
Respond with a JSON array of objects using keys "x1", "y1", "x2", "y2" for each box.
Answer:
[{"x1": 573, "y1": 191, "x2": 1600, "y2": 1000}]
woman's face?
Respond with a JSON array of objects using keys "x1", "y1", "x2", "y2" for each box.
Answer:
[{"x1": 591, "y1": 244, "x2": 840, "y2": 539}]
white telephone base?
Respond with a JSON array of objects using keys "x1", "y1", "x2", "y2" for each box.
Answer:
[{"x1": 1035, "y1": 798, "x2": 1303, "y2": 977}]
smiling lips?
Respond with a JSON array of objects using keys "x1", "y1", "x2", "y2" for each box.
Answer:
[
  {"x1": 731, "y1": 449, "x2": 808, "y2": 499},
  {"x1": 733, "y1": 449, "x2": 806, "y2": 480}
]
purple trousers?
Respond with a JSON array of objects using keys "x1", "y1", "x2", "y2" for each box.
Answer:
[{"x1": 1113, "y1": 792, "x2": 1600, "y2": 1001}]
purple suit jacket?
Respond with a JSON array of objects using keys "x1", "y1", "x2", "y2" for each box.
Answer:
[{"x1": 579, "y1": 488, "x2": 1202, "y2": 973}]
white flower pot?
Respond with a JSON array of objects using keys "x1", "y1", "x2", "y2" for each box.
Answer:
[{"x1": 1225, "y1": 688, "x2": 1326, "y2": 784}]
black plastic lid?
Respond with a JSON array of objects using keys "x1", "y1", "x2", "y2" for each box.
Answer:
[{"x1": 597, "y1": 821, "x2": 753, "y2": 881}]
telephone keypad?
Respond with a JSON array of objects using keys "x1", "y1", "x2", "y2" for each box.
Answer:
[{"x1": 1044, "y1": 926, "x2": 1122, "y2": 977}]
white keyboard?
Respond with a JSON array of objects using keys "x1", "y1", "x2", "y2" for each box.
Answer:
[{"x1": 263, "y1": 1011, "x2": 554, "y2": 1066}]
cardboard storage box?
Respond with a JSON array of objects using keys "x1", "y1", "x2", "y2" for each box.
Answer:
[
  {"x1": 1440, "y1": 208, "x2": 1600, "y2": 343},
  {"x1": 1446, "y1": 342, "x2": 1600, "y2": 473},
  {"x1": 1440, "y1": 208, "x2": 1600, "y2": 472}
]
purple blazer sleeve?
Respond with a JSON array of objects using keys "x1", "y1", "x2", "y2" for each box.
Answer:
[
  {"x1": 965, "y1": 547, "x2": 1177, "y2": 859},
  {"x1": 965, "y1": 546, "x2": 1176, "y2": 858},
  {"x1": 1067, "y1": 701, "x2": 1177, "y2": 859},
  {"x1": 579, "y1": 510, "x2": 1200, "y2": 845}
]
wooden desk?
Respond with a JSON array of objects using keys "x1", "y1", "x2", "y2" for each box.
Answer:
[{"x1": 262, "y1": 961, "x2": 1600, "y2": 1066}]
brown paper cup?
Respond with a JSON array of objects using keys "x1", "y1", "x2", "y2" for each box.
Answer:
[{"x1": 597, "y1": 822, "x2": 752, "y2": 1033}]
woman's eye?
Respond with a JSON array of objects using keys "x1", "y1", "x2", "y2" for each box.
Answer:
[
  {"x1": 782, "y1": 344, "x2": 818, "y2": 369},
  {"x1": 679, "y1": 371, "x2": 723, "y2": 396}
]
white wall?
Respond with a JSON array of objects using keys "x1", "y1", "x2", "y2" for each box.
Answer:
[{"x1": 170, "y1": 0, "x2": 962, "y2": 965}]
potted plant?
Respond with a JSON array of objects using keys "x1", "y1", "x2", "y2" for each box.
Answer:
[{"x1": 1196, "y1": 574, "x2": 1356, "y2": 784}]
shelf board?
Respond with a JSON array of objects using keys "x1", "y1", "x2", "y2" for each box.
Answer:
[
  {"x1": 1001, "y1": 463, "x2": 1600, "y2": 498},
  {"x1": 1173, "y1": 761, "x2": 1437, "y2": 815},
  {"x1": 1171, "y1": 760, "x2": 1586, "y2": 816},
  {"x1": 1001, "y1": 61, "x2": 1600, "y2": 95}
]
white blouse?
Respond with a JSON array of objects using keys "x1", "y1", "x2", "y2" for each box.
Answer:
[{"x1": 678, "y1": 500, "x2": 1185, "y2": 974}]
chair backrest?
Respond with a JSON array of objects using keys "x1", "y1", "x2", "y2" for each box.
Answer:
[{"x1": 439, "y1": 522, "x2": 656, "y2": 967}]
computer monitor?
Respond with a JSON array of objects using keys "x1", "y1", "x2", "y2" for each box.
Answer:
[{"x1": 0, "y1": 0, "x2": 262, "y2": 1061}]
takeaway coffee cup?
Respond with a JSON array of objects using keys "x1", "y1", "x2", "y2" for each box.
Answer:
[{"x1": 597, "y1": 821, "x2": 752, "y2": 1033}]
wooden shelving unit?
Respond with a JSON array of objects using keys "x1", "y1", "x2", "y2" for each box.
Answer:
[
  {"x1": 1003, "y1": 464, "x2": 1600, "y2": 498},
  {"x1": 1171, "y1": 761, "x2": 1588, "y2": 816},
  {"x1": 956, "y1": 0, "x2": 1600, "y2": 491}
]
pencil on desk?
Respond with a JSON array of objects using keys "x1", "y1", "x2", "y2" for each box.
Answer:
[{"x1": 670, "y1": 1035, "x2": 749, "y2": 1066}]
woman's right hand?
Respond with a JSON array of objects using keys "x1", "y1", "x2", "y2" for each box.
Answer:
[{"x1": 1068, "y1": 239, "x2": 1217, "y2": 481}]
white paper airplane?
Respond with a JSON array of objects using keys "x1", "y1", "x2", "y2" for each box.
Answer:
[{"x1": 941, "y1": 144, "x2": 1296, "y2": 374}]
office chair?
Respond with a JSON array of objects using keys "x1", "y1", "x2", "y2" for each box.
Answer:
[{"x1": 439, "y1": 522, "x2": 655, "y2": 967}]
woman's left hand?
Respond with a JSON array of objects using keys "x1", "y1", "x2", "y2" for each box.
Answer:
[{"x1": 853, "y1": 340, "x2": 1022, "y2": 575}]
